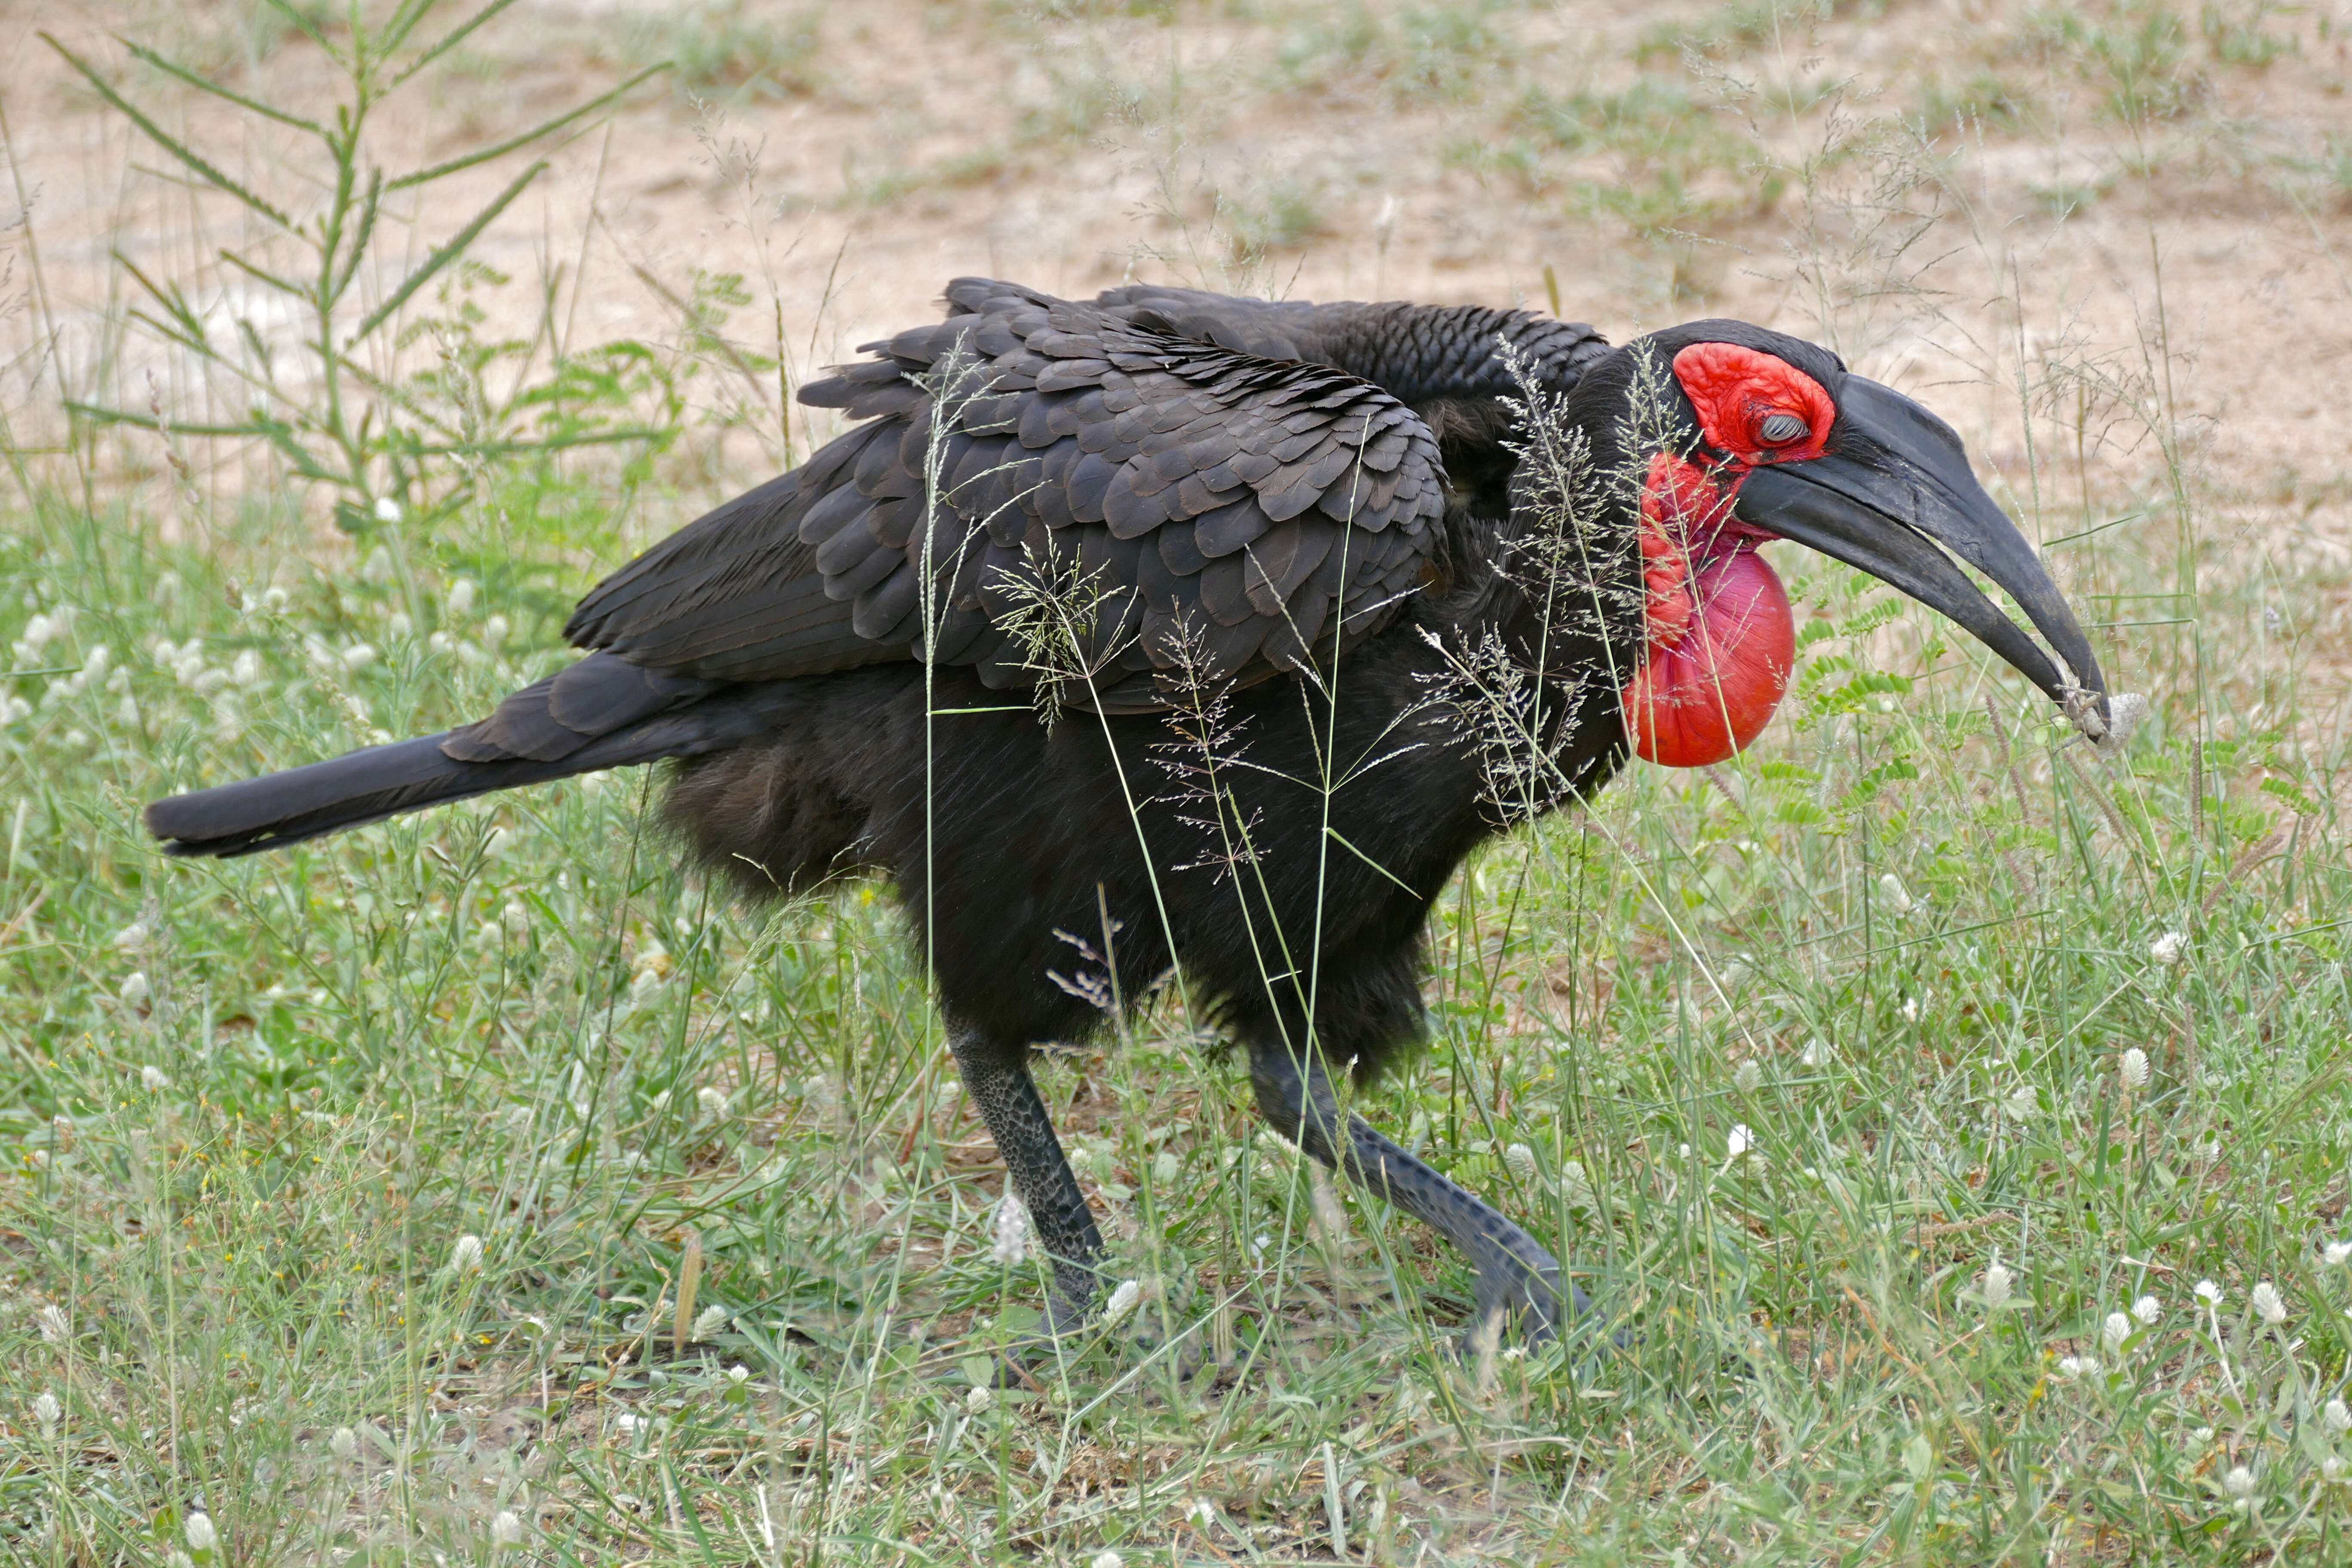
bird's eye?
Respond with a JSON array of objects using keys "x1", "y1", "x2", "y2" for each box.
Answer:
[{"x1": 1758, "y1": 412, "x2": 1810, "y2": 447}]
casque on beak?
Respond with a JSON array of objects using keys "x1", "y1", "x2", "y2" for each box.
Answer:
[{"x1": 1733, "y1": 374, "x2": 2117, "y2": 741}]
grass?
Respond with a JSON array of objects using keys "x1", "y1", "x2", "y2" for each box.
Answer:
[{"x1": 4, "y1": 0, "x2": 2352, "y2": 1562}]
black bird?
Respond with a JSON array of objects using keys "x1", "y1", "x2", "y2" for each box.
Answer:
[{"x1": 146, "y1": 279, "x2": 2116, "y2": 1342}]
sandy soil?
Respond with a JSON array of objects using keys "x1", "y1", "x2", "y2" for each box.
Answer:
[{"x1": 4, "y1": 0, "x2": 2349, "y2": 567}]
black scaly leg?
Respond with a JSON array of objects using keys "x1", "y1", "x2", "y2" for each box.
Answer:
[
  {"x1": 1247, "y1": 1033, "x2": 1593, "y2": 1344},
  {"x1": 950, "y1": 1030, "x2": 1104, "y2": 1335}
]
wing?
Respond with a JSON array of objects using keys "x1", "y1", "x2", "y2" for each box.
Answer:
[{"x1": 564, "y1": 278, "x2": 1451, "y2": 714}]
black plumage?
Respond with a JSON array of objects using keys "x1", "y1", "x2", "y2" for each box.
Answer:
[{"x1": 143, "y1": 280, "x2": 2109, "y2": 1345}]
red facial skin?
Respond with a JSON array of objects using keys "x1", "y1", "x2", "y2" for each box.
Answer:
[{"x1": 1621, "y1": 344, "x2": 1834, "y2": 768}]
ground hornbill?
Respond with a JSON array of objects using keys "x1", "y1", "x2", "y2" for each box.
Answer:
[{"x1": 147, "y1": 278, "x2": 2134, "y2": 1344}]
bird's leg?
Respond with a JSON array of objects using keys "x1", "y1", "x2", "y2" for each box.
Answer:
[
  {"x1": 1247, "y1": 1036, "x2": 1591, "y2": 1346},
  {"x1": 950, "y1": 1032, "x2": 1104, "y2": 1337}
]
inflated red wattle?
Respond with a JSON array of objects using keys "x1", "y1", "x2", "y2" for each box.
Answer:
[{"x1": 1623, "y1": 546, "x2": 1795, "y2": 767}]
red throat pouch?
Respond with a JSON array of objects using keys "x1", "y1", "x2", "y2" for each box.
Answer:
[{"x1": 1620, "y1": 454, "x2": 1796, "y2": 766}]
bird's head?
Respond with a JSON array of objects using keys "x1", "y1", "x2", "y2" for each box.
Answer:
[{"x1": 1550, "y1": 321, "x2": 2116, "y2": 768}]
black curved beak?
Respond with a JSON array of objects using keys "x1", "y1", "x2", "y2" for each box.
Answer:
[{"x1": 1734, "y1": 375, "x2": 2112, "y2": 737}]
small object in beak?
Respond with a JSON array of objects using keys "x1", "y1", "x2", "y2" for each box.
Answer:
[{"x1": 2078, "y1": 690, "x2": 2148, "y2": 756}]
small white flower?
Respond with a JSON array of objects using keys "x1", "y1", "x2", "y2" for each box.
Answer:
[
  {"x1": 1901, "y1": 995, "x2": 1920, "y2": 1024},
  {"x1": 232, "y1": 649, "x2": 262, "y2": 686},
  {"x1": 2323, "y1": 1240, "x2": 2352, "y2": 1267},
  {"x1": 1725, "y1": 1124, "x2": 1754, "y2": 1159},
  {"x1": 37, "y1": 1305, "x2": 69, "y2": 1344},
  {"x1": 445, "y1": 578, "x2": 477, "y2": 618},
  {"x1": 1980, "y1": 1257, "x2": 2015, "y2": 1311},
  {"x1": 2103, "y1": 1311, "x2": 2134, "y2": 1354},
  {"x1": 727, "y1": 1364, "x2": 748, "y2": 1384},
  {"x1": 450, "y1": 1233, "x2": 485, "y2": 1274},
  {"x1": 691, "y1": 1304, "x2": 729, "y2": 1341},
  {"x1": 114, "y1": 921, "x2": 150, "y2": 951},
  {"x1": 372, "y1": 496, "x2": 403, "y2": 525},
  {"x1": 613, "y1": 1411, "x2": 640, "y2": 1433},
  {"x1": 1877, "y1": 872, "x2": 1914, "y2": 915},
  {"x1": 2223, "y1": 1464, "x2": 2256, "y2": 1499},
  {"x1": 386, "y1": 612, "x2": 413, "y2": 641},
  {"x1": 2119, "y1": 1048, "x2": 2149, "y2": 1090},
  {"x1": 329, "y1": 1426, "x2": 358, "y2": 1460},
  {"x1": 2132, "y1": 1295, "x2": 2161, "y2": 1325},
  {"x1": 2252, "y1": 1281, "x2": 2287, "y2": 1325},
  {"x1": 2003, "y1": 1083, "x2": 2037, "y2": 1118},
  {"x1": 1800, "y1": 1037, "x2": 1828, "y2": 1068},
  {"x1": 1104, "y1": 1279, "x2": 1142, "y2": 1323},
  {"x1": 1091, "y1": 1553, "x2": 1121, "y2": 1568},
  {"x1": 965, "y1": 1384, "x2": 992, "y2": 1413},
  {"x1": 1560, "y1": 1158, "x2": 1596, "y2": 1210},
  {"x1": 2151, "y1": 930, "x2": 2187, "y2": 966},
  {"x1": 2055, "y1": 1354, "x2": 2099, "y2": 1379},
  {"x1": 490, "y1": 1510, "x2": 522, "y2": 1547},
  {"x1": 2325, "y1": 1398, "x2": 2352, "y2": 1435},
  {"x1": 184, "y1": 1513, "x2": 217, "y2": 1554},
  {"x1": 2191, "y1": 1426, "x2": 2214, "y2": 1445},
  {"x1": 695, "y1": 1085, "x2": 728, "y2": 1119},
  {"x1": 142, "y1": 1065, "x2": 171, "y2": 1092},
  {"x1": 2194, "y1": 1279, "x2": 2224, "y2": 1308},
  {"x1": 33, "y1": 1390, "x2": 60, "y2": 1436},
  {"x1": 340, "y1": 643, "x2": 377, "y2": 670},
  {"x1": 1504, "y1": 1142, "x2": 1539, "y2": 1182},
  {"x1": 2328, "y1": 1455, "x2": 2349, "y2": 1483},
  {"x1": 482, "y1": 614, "x2": 510, "y2": 649},
  {"x1": 120, "y1": 971, "x2": 151, "y2": 1007},
  {"x1": 1733, "y1": 1058, "x2": 1763, "y2": 1094},
  {"x1": 261, "y1": 585, "x2": 290, "y2": 610},
  {"x1": 992, "y1": 1194, "x2": 1030, "y2": 1267}
]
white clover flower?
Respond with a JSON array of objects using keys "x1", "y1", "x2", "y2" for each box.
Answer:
[
  {"x1": 121, "y1": 971, "x2": 151, "y2": 1008},
  {"x1": 445, "y1": 578, "x2": 477, "y2": 618},
  {"x1": 2119, "y1": 1048, "x2": 2150, "y2": 1090},
  {"x1": 2003, "y1": 1083, "x2": 2037, "y2": 1118},
  {"x1": 2191, "y1": 1426, "x2": 2214, "y2": 1445},
  {"x1": 490, "y1": 1510, "x2": 522, "y2": 1546},
  {"x1": 2151, "y1": 931, "x2": 2187, "y2": 966},
  {"x1": 232, "y1": 649, "x2": 262, "y2": 686},
  {"x1": 340, "y1": 643, "x2": 378, "y2": 671},
  {"x1": 2132, "y1": 1295, "x2": 2161, "y2": 1325},
  {"x1": 1557, "y1": 1159, "x2": 1595, "y2": 1211},
  {"x1": 450, "y1": 1234, "x2": 485, "y2": 1274},
  {"x1": 329, "y1": 1427, "x2": 358, "y2": 1460},
  {"x1": 482, "y1": 614, "x2": 511, "y2": 649},
  {"x1": 386, "y1": 612, "x2": 413, "y2": 642},
  {"x1": 2252, "y1": 1281, "x2": 2287, "y2": 1325},
  {"x1": 2323, "y1": 1240, "x2": 2352, "y2": 1267},
  {"x1": 1733, "y1": 1058, "x2": 1763, "y2": 1094},
  {"x1": 113, "y1": 920, "x2": 150, "y2": 952},
  {"x1": 1877, "y1": 872, "x2": 1914, "y2": 916},
  {"x1": 2103, "y1": 1311, "x2": 2134, "y2": 1354},
  {"x1": 185, "y1": 1513, "x2": 217, "y2": 1554},
  {"x1": 691, "y1": 1305, "x2": 729, "y2": 1341},
  {"x1": 142, "y1": 1065, "x2": 171, "y2": 1092},
  {"x1": 2194, "y1": 1279, "x2": 2224, "y2": 1308},
  {"x1": 2055, "y1": 1354, "x2": 2099, "y2": 1379},
  {"x1": 695, "y1": 1085, "x2": 728, "y2": 1119},
  {"x1": 992, "y1": 1193, "x2": 1030, "y2": 1267},
  {"x1": 2326, "y1": 1398, "x2": 2352, "y2": 1435},
  {"x1": 33, "y1": 1390, "x2": 60, "y2": 1436},
  {"x1": 1725, "y1": 1124, "x2": 1754, "y2": 1159},
  {"x1": 37, "y1": 1305, "x2": 68, "y2": 1344},
  {"x1": 1091, "y1": 1552, "x2": 1121, "y2": 1568},
  {"x1": 2223, "y1": 1464, "x2": 2256, "y2": 1499},
  {"x1": 965, "y1": 1384, "x2": 992, "y2": 1413},
  {"x1": 1980, "y1": 1257, "x2": 2015, "y2": 1311},
  {"x1": 1105, "y1": 1280, "x2": 1142, "y2": 1323},
  {"x1": 1504, "y1": 1142, "x2": 1539, "y2": 1182}
]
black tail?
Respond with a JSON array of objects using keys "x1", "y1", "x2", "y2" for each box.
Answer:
[{"x1": 145, "y1": 653, "x2": 782, "y2": 858}]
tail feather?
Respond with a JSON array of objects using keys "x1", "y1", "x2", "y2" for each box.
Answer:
[{"x1": 145, "y1": 680, "x2": 791, "y2": 859}]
